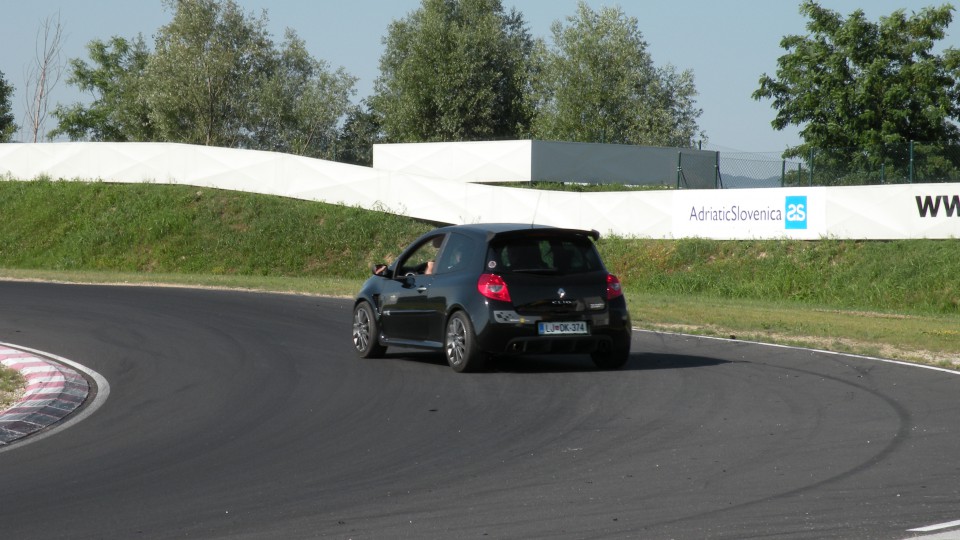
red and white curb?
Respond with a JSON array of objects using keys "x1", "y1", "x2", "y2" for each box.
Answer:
[{"x1": 0, "y1": 344, "x2": 90, "y2": 446}]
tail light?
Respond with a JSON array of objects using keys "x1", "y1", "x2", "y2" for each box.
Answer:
[
  {"x1": 606, "y1": 274, "x2": 623, "y2": 300},
  {"x1": 478, "y1": 273, "x2": 511, "y2": 302}
]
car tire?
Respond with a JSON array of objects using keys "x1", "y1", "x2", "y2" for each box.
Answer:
[
  {"x1": 445, "y1": 311, "x2": 484, "y2": 373},
  {"x1": 352, "y1": 301, "x2": 386, "y2": 358},
  {"x1": 591, "y1": 333, "x2": 630, "y2": 370}
]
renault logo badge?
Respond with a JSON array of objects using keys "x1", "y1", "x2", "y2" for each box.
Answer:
[{"x1": 557, "y1": 288, "x2": 566, "y2": 299}]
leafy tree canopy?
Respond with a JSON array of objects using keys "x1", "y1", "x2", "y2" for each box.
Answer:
[
  {"x1": 372, "y1": 0, "x2": 535, "y2": 142},
  {"x1": 49, "y1": 0, "x2": 709, "y2": 160},
  {"x1": 252, "y1": 29, "x2": 357, "y2": 158},
  {"x1": 52, "y1": 0, "x2": 355, "y2": 160},
  {"x1": 530, "y1": 1, "x2": 703, "y2": 147},
  {"x1": 0, "y1": 70, "x2": 17, "y2": 142},
  {"x1": 754, "y1": 1, "x2": 960, "y2": 163},
  {"x1": 336, "y1": 99, "x2": 382, "y2": 166},
  {"x1": 50, "y1": 36, "x2": 154, "y2": 142},
  {"x1": 145, "y1": 0, "x2": 275, "y2": 147}
]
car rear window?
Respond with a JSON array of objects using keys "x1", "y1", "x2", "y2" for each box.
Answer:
[{"x1": 487, "y1": 236, "x2": 604, "y2": 274}]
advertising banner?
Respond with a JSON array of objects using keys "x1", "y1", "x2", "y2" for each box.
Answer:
[
  {"x1": 673, "y1": 188, "x2": 825, "y2": 239},
  {"x1": 827, "y1": 184, "x2": 960, "y2": 239}
]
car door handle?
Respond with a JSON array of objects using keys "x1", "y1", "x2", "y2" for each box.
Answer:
[{"x1": 417, "y1": 286, "x2": 428, "y2": 293}]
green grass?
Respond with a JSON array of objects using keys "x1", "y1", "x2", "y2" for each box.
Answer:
[
  {"x1": 0, "y1": 177, "x2": 434, "y2": 278},
  {"x1": 628, "y1": 293, "x2": 960, "y2": 369},
  {"x1": 0, "y1": 365, "x2": 25, "y2": 411},
  {"x1": 599, "y1": 236, "x2": 960, "y2": 314},
  {"x1": 1, "y1": 177, "x2": 958, "y2": 369}
]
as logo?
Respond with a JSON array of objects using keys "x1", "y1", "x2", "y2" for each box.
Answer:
[{"x1": 785, "y1": 196, "x2": 807, "y2": 230}]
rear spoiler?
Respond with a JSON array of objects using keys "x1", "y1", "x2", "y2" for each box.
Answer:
[{"x1": 487, "y1": 227, "x2": 601, "y2": 243}]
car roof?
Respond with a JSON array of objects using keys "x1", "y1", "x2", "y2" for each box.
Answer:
[{"x1": 429, "y1": 223, "x2": 600, "y2": 241}]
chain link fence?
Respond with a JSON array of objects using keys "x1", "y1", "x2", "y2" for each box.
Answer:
[{"x1": 718, "y1": 141, "x2": 960, "y2": 188}]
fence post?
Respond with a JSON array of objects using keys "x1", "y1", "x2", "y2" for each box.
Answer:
[
  {"x1": 781, "y1": 159, "x2": 786, "y2": 187},
  {"x1": 715, "y1": 151, "x2": 720, "y2": 188},
  {"x1": 808, "y1": 148, "x2": 814, "y2": 186},
  {"x1": 676, "y1": 151, "x2": 682, "y2": 189},
  {"x1": 909, "y1": 140, "x2": 914, "y2": 183}
]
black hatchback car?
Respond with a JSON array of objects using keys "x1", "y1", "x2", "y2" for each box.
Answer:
[{"x1": 351, "y1": 223, "x2": 631, "y2": 372}]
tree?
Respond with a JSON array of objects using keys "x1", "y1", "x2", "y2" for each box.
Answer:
[
  {"x1": 754, "y1": 1, "x2": 960, "y2": 168},
  {"x1": 372, "y1": 0, "x2": 535, "y2": 142},
  {"x1": 336, "y1": 100, "x2": 383, "y2": 166},
  {"x1": 50, "y1": 0, "x2": 356, "y2": 159},
  {"x1": 23, "y1": 12, "x2": 65, "y2": 142},
  {"x1": 50, "y1": 36, "x2": 155, "y2": 141},
  {"x1": 0, "y1": 71, "x2": 16, "y2": 142},
  {"x1": 530, "y1": 1, "x2": 703, "y2": 147},
  {"x1": 254, "y1": 29, "x2": 356, "y2": 160},
  {"x1": 144, "y1": 0, "x2": 274, "y2": 147}
]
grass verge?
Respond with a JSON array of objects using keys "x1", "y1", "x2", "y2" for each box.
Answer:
[{"x1": 629, "y1": 293, "x2": 960, "y2": 369}]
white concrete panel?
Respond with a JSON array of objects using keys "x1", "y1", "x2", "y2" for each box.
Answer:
[
  {"x1": 373, "y1": 140, "x2": 719, "y2": 188},
  {"x1": 373, "y1": 140, "x2": 532, "y2": 183}
]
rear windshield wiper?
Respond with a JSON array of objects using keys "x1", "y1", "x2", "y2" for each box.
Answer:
[{"x1": 510, "y1": 268, "x2": 560, "y2": 274}]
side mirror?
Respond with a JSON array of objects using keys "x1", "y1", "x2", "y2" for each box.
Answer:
[{"x1": 372, "y1": 264, "x2": 391, "y2": 278}]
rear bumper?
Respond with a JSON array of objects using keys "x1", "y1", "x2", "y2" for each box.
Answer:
[
  {"x1": 502, "y1": 334, "x2": 613, "y2": 354},
  {"x1": 473, "y1": 300, "x2": 631, "y2": 356}
]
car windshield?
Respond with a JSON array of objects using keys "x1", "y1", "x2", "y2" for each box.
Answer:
[{"x1": 487, "y1": 235, "x2": 604, "y2": 275}]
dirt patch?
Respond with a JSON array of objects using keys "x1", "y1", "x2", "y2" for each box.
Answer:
[{"x1": 811, "y1": 308, "x2": 919, "y2": 320}]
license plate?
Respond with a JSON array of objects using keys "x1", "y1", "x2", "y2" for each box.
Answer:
[{"x1": 538, "y1": 321, "x2": 588, "y2": 335}]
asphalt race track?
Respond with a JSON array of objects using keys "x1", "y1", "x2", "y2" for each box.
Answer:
[{"x1": 0, "y1": 280, "x2": 958, "y2": 540}]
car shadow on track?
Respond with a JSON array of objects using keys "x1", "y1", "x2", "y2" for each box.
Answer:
[
  {"x1": 492, "y1": 352, "x2": 731, "y2": 373},
  {"x1": 376, "y1": 350, "x2": 730, "y2": 374},
  {"x1": 630, "y1": 352, "x2": 732, "y2": 370}
]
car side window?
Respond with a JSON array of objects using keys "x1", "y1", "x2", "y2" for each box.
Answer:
[
  {"x1": 398, "y1": 235, "x2": 445, "y2": 275},
  {"x1": 434, "y1": 233, "x2": 475, "y2": 274}
]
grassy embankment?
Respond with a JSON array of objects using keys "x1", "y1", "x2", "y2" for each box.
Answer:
[{"x1": 0, "y1": 177, "x2": 958, "y2": 369}]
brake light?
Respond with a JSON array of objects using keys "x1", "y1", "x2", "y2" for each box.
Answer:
[
  {"x1": 606, "y1": 274, "x2": 623, "y2": 300},
  {"x1": 478, "y1": 273, "x2": 511, "y2": 302}
]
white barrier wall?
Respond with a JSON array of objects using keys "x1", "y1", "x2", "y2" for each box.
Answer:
[
  {"x1": 373, "y1": 140, "x2": 533, "y2": 183},
  {"x1": 373, "y1": 139, "x2": 718, "y2": 187},
  {"x1": 1, "y1": 142, "x2": 958, "y2": 240}
]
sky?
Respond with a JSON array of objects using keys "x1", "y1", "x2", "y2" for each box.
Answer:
[{"x1": 2, "y1": 1, "x2": 956, "y2": 153}]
